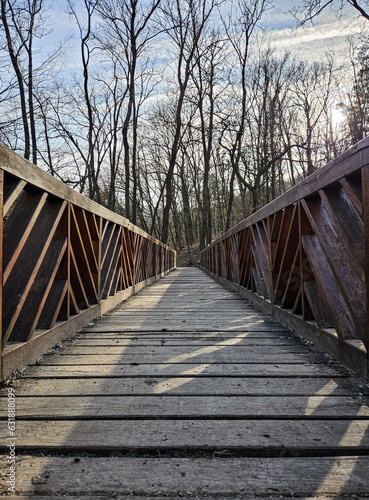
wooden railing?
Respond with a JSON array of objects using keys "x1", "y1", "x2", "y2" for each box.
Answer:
[
  {"x1": 0, "y1": 144, "x2": 176, "y2": 381},
  {"x1": 200, "y1": 138, "x2": 369, "y2": 381}
]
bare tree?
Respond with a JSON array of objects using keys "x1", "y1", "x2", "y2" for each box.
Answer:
[
  {"x1": 220, "y1": 0, "x2": 270, "y2": 230},
  {"x1": 190, "y1": 29, "x2": 227, "y2": 248},
  {"x1": 290, "y1": 58, "x2": 335, "y2": 175},
  {"x1": 339, "y1": 37, "x2": 369, "y2": 145},
  {"x1": 293, "y1": 0, "x2": 369, "y2": 24},
  {"x1": 238, "y1": 51, "x2": 294, "y2": 210},
  {"x1": 67, "y1": 0, "x2": 101, "y2": 202},
  {"x1": 97, "y1": 0, "x2": 161, "y2": 222},
  {"x1": 1, "y1": 0, "x2": 45, "y2": 163},
  {"x1": 159, "y1": 0, "x2": 217, "y2": 244}
]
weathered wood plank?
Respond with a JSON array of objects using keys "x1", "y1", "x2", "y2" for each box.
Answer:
[
  {"x1": 362, "y1": 165, "x2": 369, "y2": 355},
  {"x1": 2, "y1": 419, "x2": 369, "y2": 449},
  {"x1": 66, "y1": 337, "x2": 300, "y2": 347},
  {"x1": 3, "y1": 377, "x2": 362, "y2": 397},
  {"x1": 341, "y1": 173, "x2": 363, "y2": 214},
  {"x1": 302, "y1": 234, "x2": 357, "y2": 340},
  {"x1": 84, "y1": 323, "x2": 290, "y2": 333},
  {"x1": 75, "y1": 332, "x2": 293, "y2": 342},
  {"x1": 70, "y1": 205, "x2": 98, "y2": 302},
  {"x1": 20, "y1": 362, "x2": 346, "y2": 378},
  {"x1": 73, "y1": 334, "x2": 295, "y2": 342},
  {"x1": 304, "y1": 280, "x2": 333, "y2": 329},
  {"x1": 69, "y1": 245, "x2": 90, "y2": 309},
  {"x1": 100, "y1": 224, "x2": 121, "y2": 299},
  {"x1": 118, "y1": 299, "x2": 252, "y2": 305},
  {"x1": 320, "y1": 186, "x2": 365, "y2": 273},
  {"x1": 46, "y1": 345, "x2": 309, "y2": 356},
  {"x1": 303, "y1": 197, "x2": 367, "y2": 340},
  {"x1": 106, "y1": 304, "x2": 265, "y2": 310},
  {"x1": 73, "y1": 207, "x2": 99, "y2": 273},
  {"x1": 103, "y1": 313, "x2": 275, "y2": 320},
  {"x1": 2, "y1": 178, "x2": 26, "y2": 216},
  {"x1": 3, "y1": 200, "x2": 67, "y2": 344},
  {"x1": 4, "y1": 456, "x2": 369, "y2": 497},
  {"x1": 3, "y1": 191, "x2": 48, "y2": 283},
  {"x1": 37, "y1": 352, "x2": 324, "y2": 365},
  {"x1": 37, "y1": 279, "x2": 68, "y2": 329},
  {"x1": 7, "y1": 497, "x2": 112, "y2": 500},
  {"x1": 4, "y1": 395, "x2": 369, "y2": 419},
  {"x1": 11, "y1": 238, "x2": 67, "y2": 341},
  {"x1": 273, "y1": 207, "x2": 300, "y2": 304}
]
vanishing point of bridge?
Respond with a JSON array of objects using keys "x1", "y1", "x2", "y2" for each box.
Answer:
[{"x1": 0, "y1": 141, "x2": 369, "y2": 497}]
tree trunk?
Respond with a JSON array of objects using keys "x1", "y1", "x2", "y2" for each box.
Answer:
[{"x1": 1, "y1": 0, "x2": 30, "y2": 160}]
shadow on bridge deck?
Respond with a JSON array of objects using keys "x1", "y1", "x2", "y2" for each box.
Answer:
[{"x1": 1, "y1": 267, "x2": 369, "y2": 498}]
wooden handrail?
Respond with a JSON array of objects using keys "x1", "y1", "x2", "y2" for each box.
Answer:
[
  {"x1": 0, "y1": 144, "x2": 176, "y2": 381},
  {"x1": 200, "y1": 137, "x2": 369, "y2": 381}
]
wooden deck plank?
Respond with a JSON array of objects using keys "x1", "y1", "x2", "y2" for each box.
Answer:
[
  {"x1": 43, "y1": 344, "x2": 310, "y2": 356},
  {"x1": 67, "y1": 337, "x2": 301, "y2": 346},
  {"x1": 1, "y1": 376, "x2": 363, "y2": 397},
  {"x1": 19, "y1": 362, "x2": 347, "y2": 378},
  {"x1": 4, "y1": 456, "x2": 369, "y2": 500},
  {"x1": 5, "y1": 455, "x2": 369, "y2": 498},
  {"x1": 76, "y1": 330, "x2": 292, "y2": 337},
  {"x1": 84, "y1": 322, "x2": 289, "y2": 332},
  {"x1": 35, "y1": 352, "x2": 325, "y2": 364},
  {"x1": 2, "y1": 419, "x2": 369, "y2": 450},
  {"x1": 2, "y1": 396, "x2": 368, "y2": 419}
]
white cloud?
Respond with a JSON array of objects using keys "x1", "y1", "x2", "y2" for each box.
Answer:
[{"x1": 269, "y1": 17, "x2": 366, "y2": 63}]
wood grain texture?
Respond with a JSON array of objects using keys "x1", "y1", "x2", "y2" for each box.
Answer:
[
  {"x1": 2, "y1": 268, "x2": 368, "y2": 498},
  {"x1": 2, "y1": 456, "x2": 369, "y2": 498},
  {"x1": 11, "y1": 238, "x2": 67, "y2": 341},
  {"x1": 2, "y1": 377, "x2": 362, "y2": 397},
  {"x1": 2, "y1": 419, "x2": 369, "y2": 449},
  {"x1": 36, "y1": 352, "x2": 324, "y2": 365},
  {"x1": 19, "y1": 362, "x2": 347, "y2": 378},
  {"x1": 303, "y1": 197, "x2": 367, "y2": 341},
  {"x1": 302, "y1": 234, "x2": 357, "y2": 340},
  {"x1": 2, "y1": 396, "x2": 369, "y2": 419},
  {"x1": 3, "y1": 200, "x2": 67, "y2": 344}
]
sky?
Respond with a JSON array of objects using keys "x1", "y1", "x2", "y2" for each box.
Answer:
[
  {"x1": 39, "y1": 0, "x2": 367, "y2": 71},
  {"x1": 268, "y1": 17, "x2": 365, "y2": 62},
  {"x1": 265, "y1": 0, "x2": 365, "y2": 63}
]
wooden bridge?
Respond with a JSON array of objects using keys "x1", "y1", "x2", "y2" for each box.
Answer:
[{"x1": 0, "y1": 141, "x2": 369, "y2": 497}]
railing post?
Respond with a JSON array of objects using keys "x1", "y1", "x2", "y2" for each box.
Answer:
[
  {"x1": 361, "y1": 166, "x2": 369, "y2": 379},
  {"x1": 55, "y1": 202, "x2": 70, "y2": 321},
  {"x1": 267, "y1": 216, "x2": 273, "y2": 303},
  {"x1": 97, "y1": 215, "x2": 102, "y2": 303}
]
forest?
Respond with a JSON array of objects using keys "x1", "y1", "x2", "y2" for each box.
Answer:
[{"x1": 1, "y1": 0, "x2": 369, "y2": 261}]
